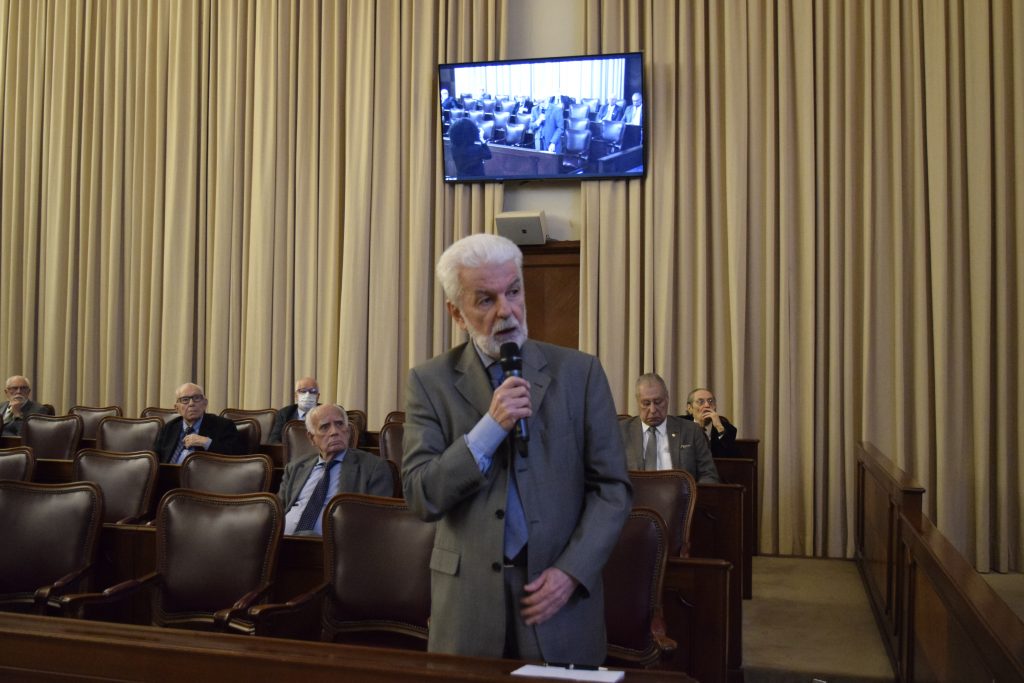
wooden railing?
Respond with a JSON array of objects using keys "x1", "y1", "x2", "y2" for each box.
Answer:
[
  {"x1": 855, "y1": 441, "x2": 1024, "y2": 682},
  {"x1": 0, "y1": 612, "x2": 693, "y2": 682}
]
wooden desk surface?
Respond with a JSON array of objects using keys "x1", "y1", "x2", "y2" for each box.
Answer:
[{"x1": 0, "y1": 612, "x2": 694, "y2": 682}]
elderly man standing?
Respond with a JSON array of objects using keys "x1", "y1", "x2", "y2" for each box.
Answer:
[
  {"x1": 268, "y1": 376, "x2": 321, "y2": 443},
  {"x1": 620, "y1": 373, "x2": 720, "y2": 483},
  {"x1": 153, "y1": 383, "x2": 244, "y2": 463},
  {"x1": 402, "y1": 233, "x2": 631, "y2": 665},
  {"x1": 277, "y1": 403, "x2": 393, "y2": 536},
  {"x1": 1, "y1": 375, "x2": 52, "y2": 435}
]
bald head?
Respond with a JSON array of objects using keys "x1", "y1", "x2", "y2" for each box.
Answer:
[{"x1": 174, "y1": 382, "x2": 208, "y2": 424}]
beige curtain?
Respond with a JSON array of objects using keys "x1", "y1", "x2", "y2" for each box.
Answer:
[
  {"x1": 0, "y1": 0, "x2": 504, "y2": 430},
  {"x1": 580, "y1": 0, "x2": 1023, "y2": 570}
]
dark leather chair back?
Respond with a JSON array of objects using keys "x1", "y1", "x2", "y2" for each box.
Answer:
[
  {"x1": 567, "y1": 128, "x2": 591, "y2": 147},
  {"x1": 180, "y1": 452, "x2": 273, "y2": 494},
  {"x1": 383, "y1": 410, "x2": 405, "y2": 426},
  {"x1": 492, "y1": 110, "x2": 510, "y2": 131},
  {"x1": 346, "y1": 410, "x2": 367, "y2": 447},
  {"x1": 140, "y1": 407, "x2": 178, "y2": 423},
  {"x1": 69, "y1": 405, "x2": 123, "y2": 440},
  {"x1": 629, "y1": 470, "x2": 698, "y2": 557},
  {"x1": 73, "y1": 449, "x2": 158, "y2": 524},
  {"x1": 220, "y1": 409, "x2": 276, "y2": 445},
  {"x1": 283, "y1": 420, "x2": 317, "y2": 465},
  {"x1": 378, "y1": 421, "x2": 404, "y2": 470},
  {"x1": 0, "y1": 480, "x2": 104, "y2": 612},
  {"x1": 232, "y1": 418, "x2": 261, "y2": 453},
  {"x1": 569, "y1": 102, "x2": 590, "y2": 120},
  {"x1": 503, "y1": 122, "x2": 526, "y2": 145},
  {"x1": 96, "y1": 417, "x2": 163, "y2": 453},
  {"x1": 603, "y1": 508, "x2": 673, "y2": 667},
  {"x1": 601, "y1": 119, "x2": 626, "y2": 146},
  {"x1": 567, "y1": 117, "x2": 590, "y2": 131},
  {"x1": 21, "y1": 414, "x2": 83, "y2": 460},
  {"x1": 322, "y1": 494, "x2": 434, "y2": 647},
  {"x1": 153, "y1": 490, "x2": 282, "y2": 628},
  {"x1": 0, "y1": 446, "x2": 35, "y2": 481}
]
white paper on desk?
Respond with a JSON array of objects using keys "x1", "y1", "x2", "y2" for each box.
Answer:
[{"x1": 511, "y1": 664, "x2": 625, "y2": 682}]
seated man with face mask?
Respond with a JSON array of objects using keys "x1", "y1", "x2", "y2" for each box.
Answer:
[{"x1": 268, "y1": 376, "x2": 321, "y2": 443}]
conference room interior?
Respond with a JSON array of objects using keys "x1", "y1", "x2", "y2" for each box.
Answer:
[{"x1": 0, "y1": 1, "x2": 1021, "y2": 682}]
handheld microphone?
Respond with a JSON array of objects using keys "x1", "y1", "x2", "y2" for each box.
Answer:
[{"x1": 499, "y1": 341, "x2": 529, "y2": 443}]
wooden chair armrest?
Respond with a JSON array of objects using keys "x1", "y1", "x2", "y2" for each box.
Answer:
[
  {"x1": 248, "y1": 582, "x2": 329, "y2": 639},
  {"x1": 34, "y1": 563, "x2": 94, "y2": 608},
  {"x1": 213, "y1": 582, "x2": 275, "y2": 630},
  {"x1": 651, "y1": 607, "x2": 677, "y2": 653},
  {"x1": 55, "y1": 572, "x2": 159, "y2": 618}
]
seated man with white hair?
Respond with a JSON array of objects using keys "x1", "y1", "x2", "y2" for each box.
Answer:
[{"x1": 277, "y1": 403, "x2": 393, "y2": 536}]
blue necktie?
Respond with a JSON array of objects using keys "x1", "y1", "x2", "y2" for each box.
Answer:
[
  {"x1": 488, "y1": 363, "x2": 529, "y2": 560},
  {"x1": 171, "y1": 425, "x2": 194, "y2": 464},
  {"x1": 295, "y1": 459, "x2": 339, "y2": 533}
]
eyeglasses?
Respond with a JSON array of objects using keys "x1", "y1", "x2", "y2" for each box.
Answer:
[
  {"x1": 5, "y1": 385, "x2": 30, "y2": 393},
  {"x1": 176, "y1": 394, "x2": 206, "y2": 405},
  {"x1": 297, "y1": 389, "x2": 319, "y2": 395},
  {"x1": 692, "y1": 397, "x2": 716, "y2": 407}
]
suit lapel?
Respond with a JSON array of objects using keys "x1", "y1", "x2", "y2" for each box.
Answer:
[
  {"x1": 337, "y1": 452, "x2": 356, "y2": 493},
  {"x1": 521, "y1": 341, "x2": 550, "y2": 429},
  {"x1": 453, "y1": 343, "x2": 496, "y2": 420},
  {"x1": 290, "y1": 457, "x2": 317, "y2": 505},
  {"x1": 667, "y1": 416, "x2": 683, "y2": 469}
]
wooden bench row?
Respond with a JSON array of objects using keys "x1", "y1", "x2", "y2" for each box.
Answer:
[
  {"x1": 28, "y1": 459, "x2": 744, "y2": 682},
  {"x1": 855, "y1": 442, "x2": 1024, "y2": 681}
]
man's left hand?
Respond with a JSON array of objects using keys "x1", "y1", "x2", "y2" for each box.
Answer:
[{"x1": 520, "y1": 567, "x2": 578, "y2": 626}]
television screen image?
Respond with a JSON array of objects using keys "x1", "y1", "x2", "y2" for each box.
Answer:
[{"x1": 439, "y1": 52, "x2": 646, "y2": 183}]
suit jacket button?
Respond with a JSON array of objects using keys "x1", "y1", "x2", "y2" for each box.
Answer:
[
  {"x1": 495, "y1": 509, "x2": 505, "y2": 519},
  {"x1": 492, "y1": 562, "x2": 502, "y2": 572}
]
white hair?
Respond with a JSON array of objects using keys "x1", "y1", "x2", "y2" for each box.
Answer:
[
  {"x1": 305, "y1": 403, "x2": 349, "y2": 434},
  {"x1": 436, "y1": 233, "x2": 523, "y2": 306}
]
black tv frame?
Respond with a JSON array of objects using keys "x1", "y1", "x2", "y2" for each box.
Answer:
[{"x1": 439, "y1": 52, "x2": 646, "y2": 184}]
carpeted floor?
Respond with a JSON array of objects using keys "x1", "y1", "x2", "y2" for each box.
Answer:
[
  {"x1": 742, "y1": 556, "x2": 896, "y2": 683},
  {"x1": 981, "y1": 571, "x2": 1024, "y2": 622}
]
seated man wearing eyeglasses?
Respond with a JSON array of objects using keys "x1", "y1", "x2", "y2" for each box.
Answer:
[
  {"x1": 267, "y1": 376, "x2": 320, "y2": 443},
  {"x1": 1, "y1": 375, "x2": 52, "y2": 435},
  {"x1": 682, "y1": 387, "x2": 739, "y2": 458},
  {"x1": 154, "y1": 383, "x2": 244, "y2": 463}
]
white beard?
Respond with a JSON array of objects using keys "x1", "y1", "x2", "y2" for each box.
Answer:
[{"x1": 465, "y1": 316, "x2": 528, "y2": 359}]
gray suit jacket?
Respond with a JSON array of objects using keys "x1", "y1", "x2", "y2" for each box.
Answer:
[
  {"x1": 620, "y1": 415, "x2": 720, "y2": 483},
  {"x1": 402, "y1": 340, "x2": 631, "y2": 664},
  {"x1": 278, "y1": 447, "x2": 394, "y2": 512}
]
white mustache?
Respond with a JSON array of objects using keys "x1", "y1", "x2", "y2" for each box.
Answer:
[{"x1": 492, "y1": 320, "x2": 519, "y2": 334}]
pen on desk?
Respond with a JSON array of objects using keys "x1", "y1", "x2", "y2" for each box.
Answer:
[{"x1": 543, "y1": 662, "x2": 604, "y2": 671}]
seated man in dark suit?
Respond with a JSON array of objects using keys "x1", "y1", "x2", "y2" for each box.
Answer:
[
  {"x1": 268, "y1": 376, "x2": 320, "y2": 443},
  {"x1": 1, "y1": 375, "x2": 53, "y2": 435},
  {"x1": 154, "y1": 383, "x2": 244, "y2": 463},
  {"x1": 682, "y1": 387, "x2": 739, "y2": 458},
  {"x1": 619, "y1": 373, "x2": 720, "y2": 483},
  {"x1": 277, "y1": 403, "x2": 393, "y2": 536}
]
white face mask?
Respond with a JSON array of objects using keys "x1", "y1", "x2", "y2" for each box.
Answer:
[{"x1": 297, "y1": 391, "x2": 318, "y2": 411}]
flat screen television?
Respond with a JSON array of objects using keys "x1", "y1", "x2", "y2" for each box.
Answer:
[{"x1": 439, "y1": 52, "x2": 646, "y2": 183}]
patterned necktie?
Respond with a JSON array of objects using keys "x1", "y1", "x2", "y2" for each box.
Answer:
[
  {"x1": 171, "y1": 425, "x2": 194, "y2": 465},
  {"x1": 643, "y1": 425, "x2": 658, "y2": 470},
  {"x1": 488, "y1": 362, "x2": 529, "y2": 560},
  {"x1": 295, "y1": 458, "x2": 340, "y2": 533}
]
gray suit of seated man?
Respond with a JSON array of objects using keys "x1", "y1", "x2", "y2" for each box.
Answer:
[
  {"x1": 619, "y1": 373, "x2": 720, "y2": 483},
  {"x1": 277, "y1": 403, "x2": 393, "y2": 536}
]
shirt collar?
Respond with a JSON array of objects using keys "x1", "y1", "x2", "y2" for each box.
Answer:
[{"x1": 183, "y1": 415, "x2": 204, "y2": 432}]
